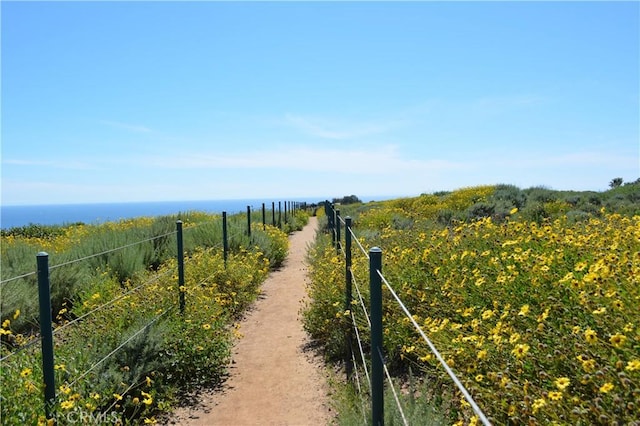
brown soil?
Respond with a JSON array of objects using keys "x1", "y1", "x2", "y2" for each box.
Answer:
[{"x1": 165, "y1": 217, "x2": 332, "y2": 426}]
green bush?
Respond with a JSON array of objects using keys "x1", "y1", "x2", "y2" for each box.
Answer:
[{"x1": 0, "y1": 210, "x2": 291, "y2": 424}]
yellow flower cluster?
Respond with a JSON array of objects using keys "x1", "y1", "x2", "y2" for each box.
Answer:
[{"x1": 309, "y1": 187, "x2": 639, "y2": 424}]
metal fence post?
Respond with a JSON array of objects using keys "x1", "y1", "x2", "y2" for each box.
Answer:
[
  {"x1": 262, "y1": 203, "x2": 266, "y2": 231},
  {"x1": 278, "y1": 201, "x2": 282, "y2": 229},
  {"x1": 284, "y1": 200, "x2": 288, "y2": 224},
  {"x1": 176, "y1": 221, "x2": 185, "y2": 314},
  {"x1": 246, "y1": 206, "x2": 251, "y2": 238},
  {"x1": 369, "y1": 247, "x2": 384, "y2": 426},
  {"x1": 272, "y1": 202, "x2": 276, "y2": 227},
  {"x1": 336, "y1": 209, "x2": 341, "y2": 254},
  {"x1": 344, "y1": 217, "x2": 353, "y2": 381},
  {"x1": 328, "y1": 203, "x2": 335, "y2": 246},
  {"x1": 222, "y1": 212, "x2": 228, "y2": 266},
  {"x1": 36, "y1": 252, "x2": 56, "y2": 420}
]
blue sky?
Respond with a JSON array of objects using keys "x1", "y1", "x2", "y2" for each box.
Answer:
[{"x1": 1, "y1": 1, "x2": 638, "y2": 205}]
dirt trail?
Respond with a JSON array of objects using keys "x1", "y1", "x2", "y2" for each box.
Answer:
[{"x1": 167, "y1": 216, "x2": 331, "y2": 426}]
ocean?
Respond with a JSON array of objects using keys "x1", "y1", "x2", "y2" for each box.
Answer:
[{"x1": 0, "y1": 198, "x2": 321, "y2": 230}]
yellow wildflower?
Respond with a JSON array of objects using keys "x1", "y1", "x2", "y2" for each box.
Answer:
[
  {"x1": 609, "y1": 333, "x2": 626, "y2": 348},
  {"x1": 584, "y1": 328, "x2": 597, "y2": 344},
  {"x1": 518, "y1": 304, "x2": 529, "y2": 316},
  {"x1": 13, "y1": 309, "x2": 20, "y2": 320},
  {"x1": 532, "y1": 397, "x2": 546, "y2": 413},
  {"x1": 511, "y1": 343, "x2": 530, "y2": 359},
  {"x1": 599, "y1": 382, "x2": 614, "y2": 393},
  {"x1": 20, "y1": 368, "x2": 32, "y2": 377},
  {"x1": 626, "y1": 359, "x2": 640, "y2": 372},
  {"x1": 554, "y1": 377, "x2": 570, "y2": 391},
  {"x1": 143, "y1": 395, "x2": 153, "y2": 406},
  {"x1": 402, "y1": 345, "x2": 415, "y2": 353},
  {"x1": 548, "y1": 391, "x2": 563, "y2": 401},
  {"x1": 481, "y1": 309, "x2": 494, "y2": 320},
  {"x1": 60, "y1": 400, "x2": 75, "y2": 410},
  {"x1": 574, "y1": 261, "x2": 588, "y2": 272},
  {"x1": 582, "y1": 359, "x2": 596, "y2": 373}
]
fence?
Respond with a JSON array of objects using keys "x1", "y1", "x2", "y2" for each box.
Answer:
[
  {"x1": 0, "y1": 201, "x2": 306, "y2": 422},
  {"x1": 324, "y1": 201, "x2": 491, "y2": 426}
]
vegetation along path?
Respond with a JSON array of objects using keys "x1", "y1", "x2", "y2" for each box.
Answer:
[{"x1": 168, "y1": 216, "x2": 332, "y2": 425}]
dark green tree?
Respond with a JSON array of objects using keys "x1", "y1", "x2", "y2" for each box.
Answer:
[
  {"x1": 332, "y1": 195, "x2": 362, "y2": 205},
  {"x1": 609, "y1": 177, "x2": 623, "y2": 188}
]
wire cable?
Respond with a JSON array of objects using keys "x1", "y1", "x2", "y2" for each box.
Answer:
[
  {"x1": 377, "y1": 270, "x2": 491, "y2": 426},
  {"x1": 349, "y1": 228, "x2": 370, "y2": 259},
  {"x1": 48, "y1": 231, "x2": 177, "y2": 271},
  {"x1": 378, "y1": 347, "x2": 409, "y2": 426},
  {"x1": 349, "y1": 340, "x2": 369, "y2": 424},
  {"x1": 351, "y1": 269, "x2": 371, "y2": 328},
  {"x1": 68, "y1": 308, "x2": 172, "y2": 388},
  {"x1": 53, "y1": 268, "x2": 174, "y2": 336},
  {"x1": 0, "y1": 271, "x2": 37, "y2": 285},
  {"x1": 0, "y1": 335, "x2": 41, "y2": 363},
  {"x1": 350, "y1": 312, "x2": 371, "y2": 388}
]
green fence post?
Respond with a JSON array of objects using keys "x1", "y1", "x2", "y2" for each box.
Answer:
[
  {"x1": 246, "y1": 206, "x2": 252, "y2": 238},
  {"x1": 222, "y1": 212, "x2": 228, "y2": 266},
  {"x1": 176, "y1": 221, "x2": 185, "y2": 314},
  {"x1": 332, "y1": 206, "x2": 337, "y2": 248},
  {"x1": 272, "y1": 202, "x2": 276, "y2": 227},
  {"x1": 336, "y1": 209, "x2": 341, "y2": 254},
  {"x1": 327, "y1": 202, "x2": 335, "y2": 246},
  {"x1": 278, "y1": 201, "x2": 282, "y2": 229},
  {"x1": 344, "y1": 217, "x2": 353, "y2": 381},
  {"x1": 37, "y1": 252, "x2": 56, "y2": 420},
  {"x1": 262, "y1": 203, "x2": 266, "y2": 231},
  {"x1": 369, "y1": 247, "x2": 384, "y2": 426}
]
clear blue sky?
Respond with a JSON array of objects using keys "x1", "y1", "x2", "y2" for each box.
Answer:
[{"x1": 1, "y1": 1, "x2": 638, "y2": 205}]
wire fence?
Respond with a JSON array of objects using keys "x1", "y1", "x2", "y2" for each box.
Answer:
[
  {"x1": 327, "y1": 201, "x2": 491, "y2": 426},
  {"x1": 0, "y1": 201, "x2": 308, "y2": 422}
]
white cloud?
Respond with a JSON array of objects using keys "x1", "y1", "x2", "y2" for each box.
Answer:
[
  {"x1": 100, "y1": 120, "x2": 152, "y2": 133},
  {"x1": 282, "y1": 113, "x2": 403, "y2": 140},
  {"x1": 141, "y1": 144, "x2": 466, "y2": 174},
  {"x1": 2, "y1": 159, "x2": 98, "y2": 170}
]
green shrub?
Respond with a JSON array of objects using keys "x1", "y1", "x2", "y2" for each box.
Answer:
[{"x1": 1, "y1": 210, "x2": 291, "y2": 424}]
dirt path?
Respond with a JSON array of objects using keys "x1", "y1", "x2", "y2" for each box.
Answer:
[{"x1": 167, "y1": 217, "x2": 332, "y2": 426}]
